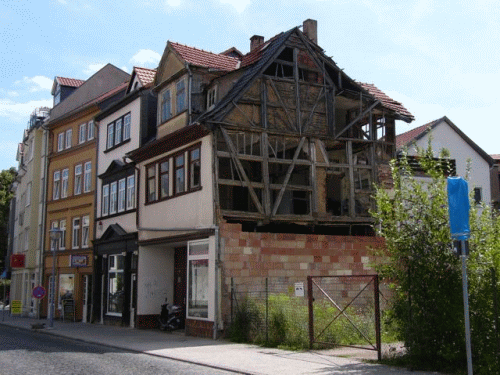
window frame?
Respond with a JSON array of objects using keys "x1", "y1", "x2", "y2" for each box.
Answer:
[
  {"x1": 53, "y1": 170, "x2": 61, "y2": 200},
  {"x1": 126, "y1": 175, "x2": 135, "y2": 210},
  {"x1": 160, "y1": 89, "x2": 172, "y2": 123},
  {"x1": 109, "y1": 181, "x2": 118, "y2": 215},
  {"x1": 115, "y1": 118, "x2": 122, "y2": 146},
  {"x1": 174, "y1": 152, "x2": 186, "y2": 195},
  {"x1": 159, "y1": 158, "x2": 170, "y2": 200},
  {"x1": 83, "y1": 161, "x2": 92, "y2": 193},
  {"x1": 474, "y1": 187, "x2": 482, "y2": 205},
  {"x1": 61, "y1": 168, "x2": 69, "y2": 198},
  {"x1": 107, "y1": 123, "x2": 115, "y2": 150},
  {"x1": 74, "y1": 164, "x2": 83, "y2": 195},
  {"x1": 117, "y1": 178, "x2": 126, "y2": 213},
  {"x1": 59, "y1": 219, "x2": 66, "y2": 250},
  {"x1": 123, "y1": 113, "x2": 131, "y2": 141},
  {"x1": 107, "y1": 254, "x2": 125, "y2": 316},
  {"x1": 189, "y1": 145, "x2": 201, "y2": 190},
  {"x1": 79, "y1": 123, "x2": 86, "y2": 144},
  {"x1": 87, "y1": 120, "x2": 94, "y2": 140},
  {"x1": 176, "y1": 78, "x2": 187, "y2": 114},
  {"x1": 57, "y1": 133, "x2": 65, "y2": 152},
  {"x1": 102, "y1": 184, "x2": 110, "y2": 216},
  {"x1": 72, "y1": 217, "x2": 81, "y2": 249},
  {"x1": 65, "y1": 129, "x2": 72, "y2": 149},
  {"x1": 81, "y1": 215, "x2": 89, "y2": 248},
  {"x1": 146, "y1": 163, "x2": 157, "y2": 203}
]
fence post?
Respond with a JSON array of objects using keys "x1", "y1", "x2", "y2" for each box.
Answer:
[
  {"x1": 265, "y1": 277, "x2": 269, "y2": 345},
  {"x1": 231, "y1": 277, "x2": 234, "y2": 322},
  {"x1": 374, "y1": 275, "x2": 382, "y2": 361},
  {"x1": 308, "y1": 276, "x2": 314, "y2": 349}
]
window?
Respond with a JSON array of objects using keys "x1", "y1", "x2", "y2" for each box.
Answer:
[
  {"x1": 57, "y1": 133, "x2": 64, "y2": 152},
  {"x1": 61, "y1": 168, "x2": 69, "y2": 198},
  {"x1": 83, "y1": 162, "x2": 92, "y2": 193},
  {"x1": 123, "y1": 114, "x2": 131, "y2": 141},
  {"x1": 187, "y1": 240, "x2": 209, "y2": 319},
  {"x1": 65, "y1": 129, "x2": 72, "y2": 149},
  {"x1": 87, "y1": 120, "x2": 94, "y2": 140},
  {"x1": 207, "y1": 87, "x2": 217, "y2": 110},
  {"x1": 74, "y1": 164, "x2": 82, "y2": 195},
  {"x1": 53, "y1": 170, "x2": 61, "y2": 200},
  {"x1": 59, "y1": 220, "x2": 66, "y2": 250},
  {"x1": 474, "y1": 187, "x2": 482, "y2": 205},
  {"x1": 160, "y1": 160, "x2": 170, "y2": 199},
  {"x1": 126, "y1": 175, "x2": 135, "y2": 210},
  {"x1": 79, "y1": 123, "x2": 86, "y2": 144},
  {"x1": 50, "y1": 221, "x2": 58, "y2": 250},
  {"x1": 58, "y1": 274, "x2": 74, "y2": 309},
  {"x1": 175, "y1": 154, "x2": 185, "y2": 194},
  {"x1": 110, "y1": 181, "x2": 118, "y2": 214},
  {"x1": 72, "y1": 217, "x2": 80, "y2": 249},
  {"x1": 118, "y1": 178, "x2": 126, "y2": 212},
  {"x1": 107, "y1": 123, "x2": 114, "y2": 149},
  {"x1": 176, "y1": 79, "x2": 186, "y2": 114},
  {"x1": 108, "y1": 254, "x2": 125, "y2": 315},
  {"x1": 147, "y1": 164, "x2": 156, "y2": 202},
  {"x1": 81, "y1": 216, "x2": 89, "y2": 248},
  {"x1": 102, "y1": 184, "x2": 109, "y2": 216},
  {"x1": 115, "y1": 118, "x2": 122, "y2": 146},
  {"x1": 189, "y1": 147, "x2": 201, "y2": 189},
  {"x1": 26, "y1": 183, "x2": 31, "y2": 206},
  {"x1": 160, "y1": 89, "x2": 171, "y2": 123},
  {"x1": 54, "y1": 86, "x2": 61, "y2": 106}
]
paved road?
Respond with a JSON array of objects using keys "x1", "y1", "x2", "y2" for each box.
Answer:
[{"x1": 0, "y1": 325, "x2": 239, "y2": 375}]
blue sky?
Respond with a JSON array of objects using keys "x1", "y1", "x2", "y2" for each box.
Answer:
[{"x1": 1, "y1": 0, "x2": 499, "y2": 171}]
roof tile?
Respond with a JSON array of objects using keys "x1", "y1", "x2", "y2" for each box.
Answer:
[
  {"x1": 358, "y1": 82, "x2": 414, "y2": 121},
  {"x1": 56, "y1": 76, "x2": 85, "y2": 88},
  {"x1": 395, "y1": 119, "x2": 439, "y2": 149},
  {"x1": 170, "y1": 42, "x2": 240, "y2": 71},
  {"x1": 134, "y1": 67, "x2": 156, "y2": 86}
]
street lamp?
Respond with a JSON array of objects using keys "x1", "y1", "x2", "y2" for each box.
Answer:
[{"x1": 49, "y1": 228, "x2": 62, "y2": 328}]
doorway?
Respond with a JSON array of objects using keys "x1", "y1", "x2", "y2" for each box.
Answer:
[{"x1": 174, "y1": 247, "x2": 187, "y2": 316}]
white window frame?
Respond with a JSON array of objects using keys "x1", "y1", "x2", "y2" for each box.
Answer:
[
  {"x1": 57, "y1": 133, "x2": 65, "y2": 152},
  {"x1": 118, "y1": 178, "x2": 126, "y2": 212},
  {"x1": 115, "y1": 118, "x2": 122, "y2": 146},
  {"x1": 87, "y1": 120, "x2": 94, "y2": 140},
  {"x1": 72, "y1": 217, "x2": 81, "y2": 249},
  {"x1": 123, "y1": 114, "x2": 131, "y2": 141},
  {"x1": 109, "y1": 181, "x2": 117, "y2": 215},
  {"x1": 107, "y1": 254, "x2": 125, "y2": 316},
  {"x1": 126, "y1": 175, "x2": 135, "y2": 210},
  {"x1": 79, "y1": 123, "x2": 86, "y2": 144},
  {"x1": 53, "y1": 170, "x2": 61, "y2": 200},
  {"x1": 50, "y1": 221, "x2": 58, "y2": 250},
  {"x1": 107, "y1": 123, "x2": 114, "y2": 149},
  {"x1": 102, "y1": 184, "x2": 109, "y2": 216},
  {"x1": 187, "y1": 240, "x2": 210, "y2": 320},
  {"x1": 83, "y1": 161, "x2": 92, "y2": 193},
  {"x1": 65, "y1": 129, "x2": 72, "y2": 149},
  {"x1": 59, "y1": 219, "x2": 66, "y2": 250},
  {"x1": 160, "y1": 89, "x2": 172, "y2": 123},
  {"x1": 61, "y1": 168, "x2": 69, "y2": 198},
  {"x1": 74, "y1": 164, "x2": 82, "y2": 195},
  {"x1": 81, "y1": 215, "x2": 89, "y2": 248},
  {"x1": 207, "y1": 86, "x2": 217, "y2": 110}
]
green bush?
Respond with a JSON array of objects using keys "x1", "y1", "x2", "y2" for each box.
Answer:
[{"x1": 228, "y1": 297, "x2": 261, "y2": 343}]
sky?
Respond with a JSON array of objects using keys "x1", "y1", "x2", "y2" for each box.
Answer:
[{"x1": 1, "y1": 0, "x2": 499, "y2": 171}]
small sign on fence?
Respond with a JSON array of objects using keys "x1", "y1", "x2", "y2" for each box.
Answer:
[{"x1": 295, "y1": 282, "x2": 304, "y2": 297}]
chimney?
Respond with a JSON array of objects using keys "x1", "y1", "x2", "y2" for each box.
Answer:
[
  {"x1": 303, "y1": 19, "x2": 318, "y2": 44},
  {"x1": 250, "y1": 35, "x2": 264, "y2": 51}
]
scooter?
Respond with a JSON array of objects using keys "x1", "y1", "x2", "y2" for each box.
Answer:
[{"x1": 158, "y1": 298, "x2": 184, "y2": 331}]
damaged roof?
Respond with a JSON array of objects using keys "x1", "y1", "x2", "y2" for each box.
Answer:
[{"x1": 358, "y1": 83, "x2": 414, "y2": 122}]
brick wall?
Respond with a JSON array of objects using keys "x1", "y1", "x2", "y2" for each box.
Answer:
[{"x1": 219, "y1": 222, "x2": 386, "y2": 324}]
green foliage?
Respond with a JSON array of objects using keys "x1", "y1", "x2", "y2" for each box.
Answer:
[
  {"x1": 0, "y1": 168, "x2": 16, "y2": 269},
  {"x1": 371, "y1": 143, "x2": 500, "y2": 374},
  {"x1": 228, "y1": 297, "x2": 261, "y2": 343}
]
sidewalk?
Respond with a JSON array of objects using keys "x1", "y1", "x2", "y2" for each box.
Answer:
[{"x1": 0, "y1": 313, "x2": 441, "y2": 375}]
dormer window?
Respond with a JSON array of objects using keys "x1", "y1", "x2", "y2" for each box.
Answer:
[
  {"x1": 54, "y1": 85, "x2": 61, "y2": 106},
  {"x1": 207, "y1": 86, "x2": 217, "y2": 110},
  {"x1": 160, "y1": 89, "x2": 172, "y2": 123},
  {"x1": 176, "y1": 79, "x2": 187, "y2": 114}
]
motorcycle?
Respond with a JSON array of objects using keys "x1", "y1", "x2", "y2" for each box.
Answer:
[{"x1": 158, "y1": 298, "x2": 184, "y2": 331}]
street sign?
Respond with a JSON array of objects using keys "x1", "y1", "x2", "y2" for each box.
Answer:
[
  {"x1": 32, "y1": 286, "x2": 46, "y2": 299},
  {"x1": 10, "y1": 300, "x2": 22, "y2": 315},
  {"x1": 447, "y1": 177, "x2": 470, "y2": 241}
]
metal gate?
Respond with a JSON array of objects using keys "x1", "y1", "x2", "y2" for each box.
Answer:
[{"x1": 307, "y1": 275, "x2": 381, "y2": 360}]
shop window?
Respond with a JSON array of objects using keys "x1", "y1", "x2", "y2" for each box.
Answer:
[
  {"x1": 187, "y1": 241, "x2": 209, "y2": 319},
  {"x1": 107, "y1": 254, "x2": 124, "y2": 316},
  {"x1": 59, "y1": 274, "x2": 74, "y2": 309}
]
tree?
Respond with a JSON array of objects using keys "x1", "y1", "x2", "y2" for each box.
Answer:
[
  {"x1": 371, "y1": 144, "x2": 500, "y2": 374},
  {"x1": 0, "y1": 168, "x2": 16, "y2": 271}
]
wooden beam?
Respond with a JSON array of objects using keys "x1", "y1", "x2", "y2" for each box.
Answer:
[
  {"x1": 268, "y1": 79, "x2": 296, "y2": 132},
  {"x1": 294, "y1": 48, "x2": 301, "y2": 134},
  {"x1": 348, "y1": 141, "x2": 355, "y2": 218},
  {"x1": 304, "y1": 87, "x2": 325, "y2": 133},
  {"x1": 271, "y1": 136, "x2": 306, "y2": 216},
  {"x1": 262, "y1": 132, "x2": 271, "y2": 216},
  {"x1": 310, "y1": 140, "x2": 318, "y2": 215},
  {"x1": 335, "y1": 100, "x2": 380, "y2": 139},
  {"x1": 232, "y1": 100, "x2": 257, "y2": 127},
  {"x1": 220, "y1": 127, "x2": 264, "y2": 214}
]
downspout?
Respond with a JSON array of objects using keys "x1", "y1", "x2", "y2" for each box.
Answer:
[
  {"x1": 91, "y1": 119, "x2": 99, "y2": 324},
  {"x1": 37, "y1": 123, "x2": 50, "y2": 319}
]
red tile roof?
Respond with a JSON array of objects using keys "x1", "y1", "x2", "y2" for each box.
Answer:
[
  {"x1": 134, "y1": 67, "x2": 156, "y2": 87},
  {"x1": 358, "y1": 82, "x2": 414, "y2": 121},
  {"x1": 56, "y1": 76, "x2": 85, "y2": 88},
  {"x1": 396, "y1": 119, "x2": 438, "y2": 149},
  {"x1": 491, "y1": 154, "x2": 500, "y2": 161},
  {"x1": 170, "y1": 42, "x2": 240, "y2": 71}
]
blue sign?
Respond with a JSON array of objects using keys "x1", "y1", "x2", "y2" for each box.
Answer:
[{"x1": 447, "y1": 177, "x2": 470, "y2": 241}]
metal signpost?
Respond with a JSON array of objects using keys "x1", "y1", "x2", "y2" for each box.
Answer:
[{"x1": 447, "y1": 177, "x2": 473, "y2": 375}]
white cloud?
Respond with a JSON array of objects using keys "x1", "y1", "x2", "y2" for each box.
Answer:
[
  {"x1": 121, "y1": 66, "x2": 130, "y2": 73},
  {"x1": 130, "y1": 49, "x2": 161, "y2": 68},
  {"x1": 84, "y1": 63, "x2": 106, "y2": 76},
  {"x1": 8, "y1": 91, "x2": 19, "y2": 97},
  {"x1": 0, "y1": 98, "x2": 53, "y2": 122},
  {"x1": 219, "y1": 0, "x2": 251, "y2": 13},
  {"x1": 56, "y1": 0, "x2": 68, "y2": 4},
  {"x1": 14, "y1": 76, "x2": 53, "y2": 93}
]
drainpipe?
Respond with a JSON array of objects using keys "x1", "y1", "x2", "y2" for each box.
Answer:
[{"x1": 213, "y1": 225, "x2": 220, "y2": 339}]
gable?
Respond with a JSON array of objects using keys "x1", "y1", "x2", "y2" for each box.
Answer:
[
  {"x1": 100, "y1": 223, "x2": 128, "y2": 241},
  {"x1": 155, "y1": 47, "x2": 185, "y2": 89}
]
